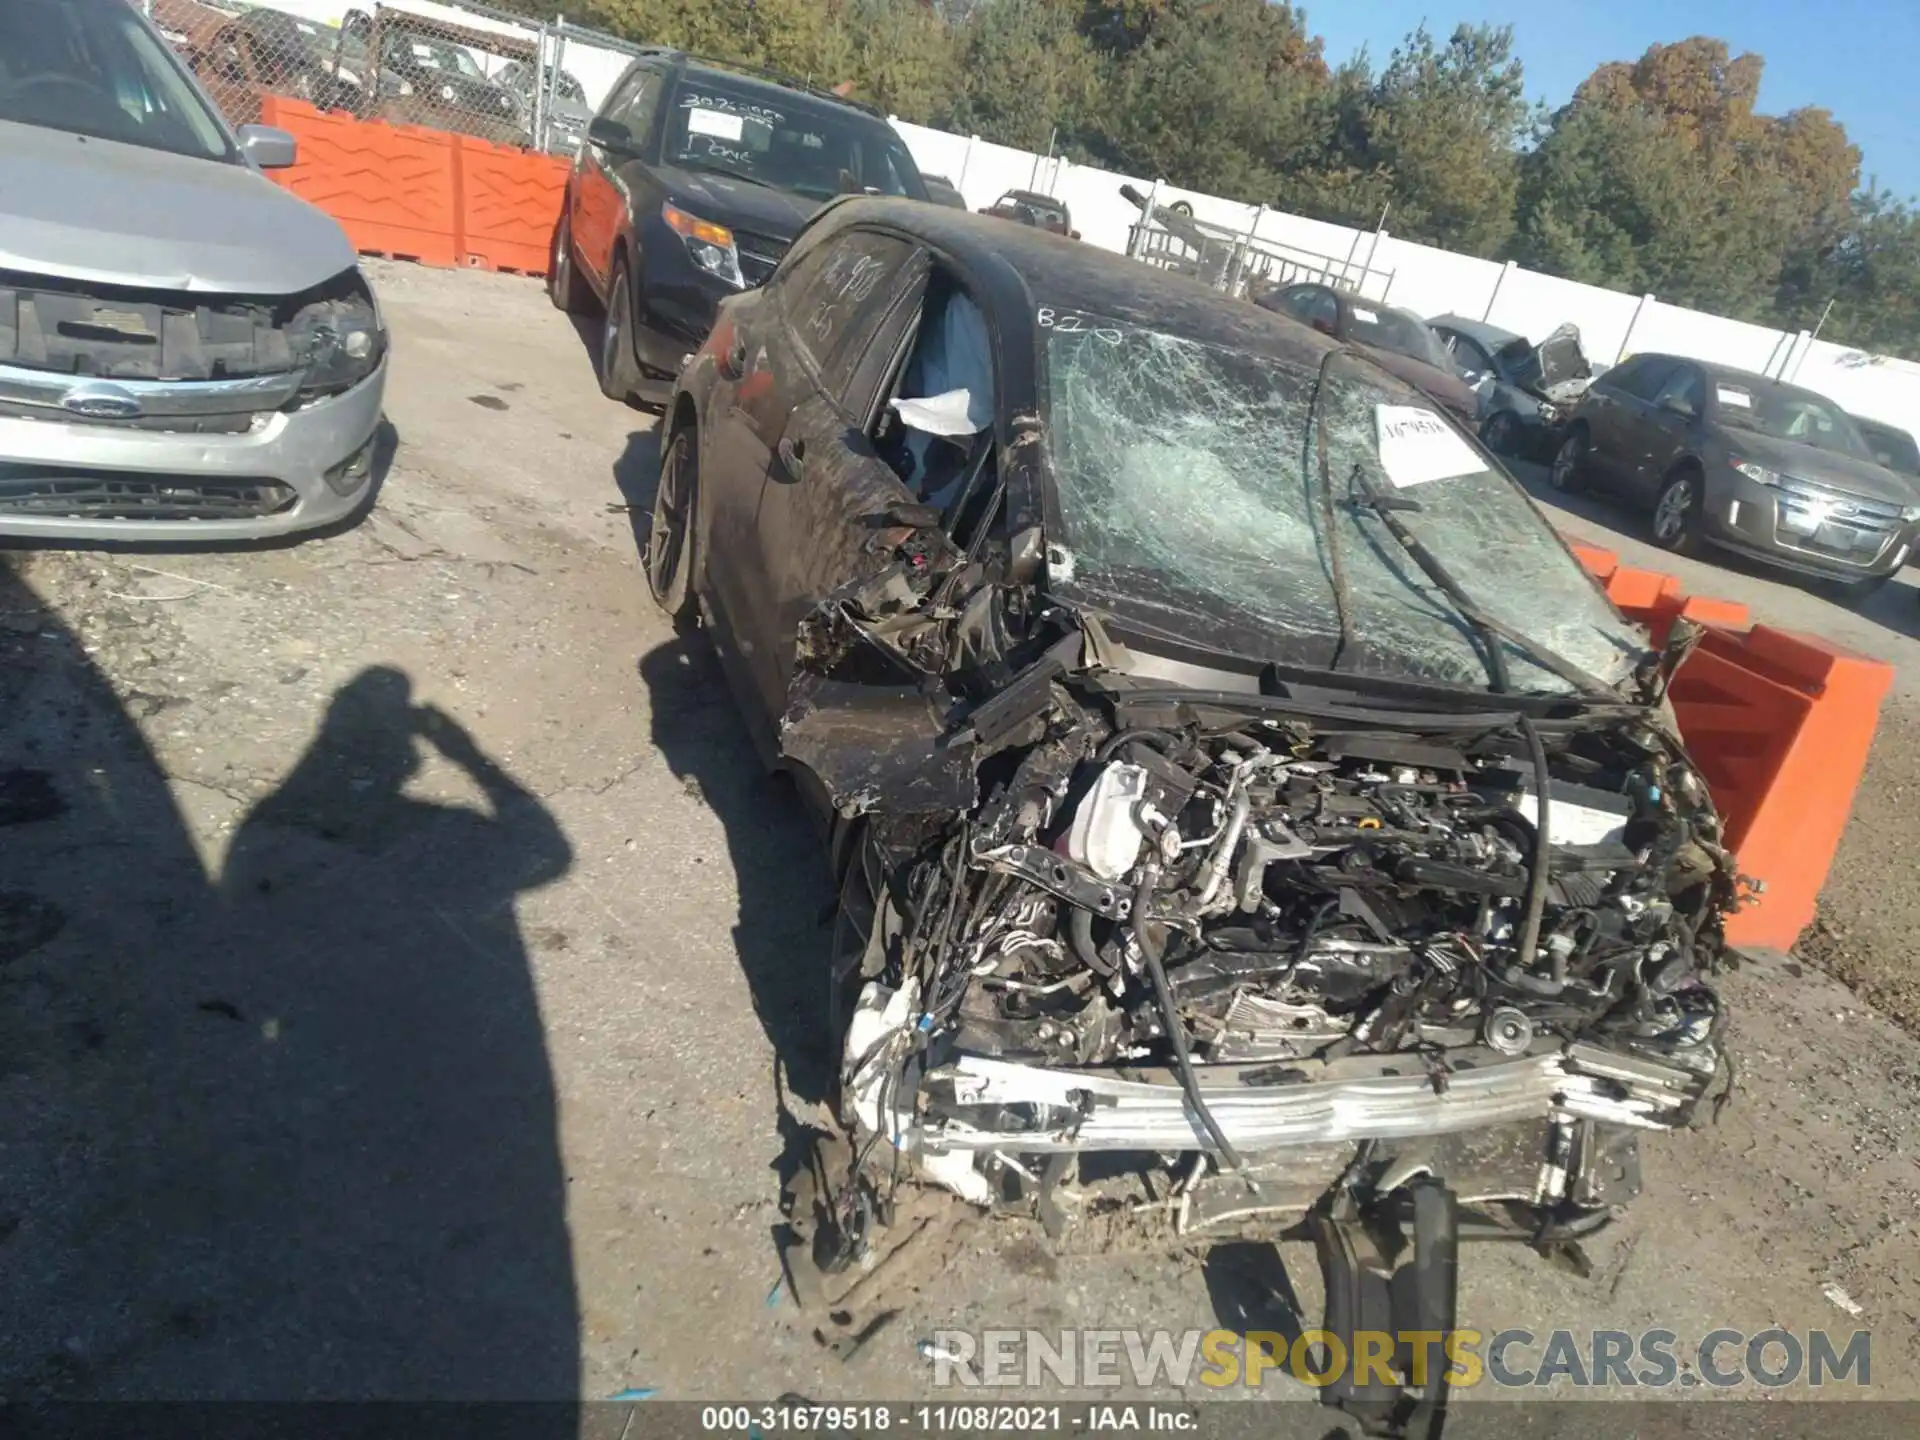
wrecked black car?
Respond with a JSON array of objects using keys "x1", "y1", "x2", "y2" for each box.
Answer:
[
  {"x1": 1430, "y1": 316, "x2": 1597, "y2": 461},
  {"x1": 653, "y1": 199, "x2": 1738, "y2": 1430}
]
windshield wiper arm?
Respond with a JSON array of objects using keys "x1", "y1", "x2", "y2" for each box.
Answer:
[
  {"x1": 1344, "y1": 461, "x2": 1619, "y2": 700},
  {"x1": 1311, "y1": 350, "x2": 1358, "y2": 673}
]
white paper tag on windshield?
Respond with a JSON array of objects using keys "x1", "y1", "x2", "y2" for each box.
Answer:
[
  {"x1": 1352, "y1": 306, "x2": 1380, "y2": 324},
  {"x1": 1375, "y1": 405, "x2": 1483, "y2": 488},
  {"x1": 1716, "y1": 385, "x2": 1753, "y2": 408},
  {"x1": 688, "y1": 108, "x2": 744, "y2": 141}
]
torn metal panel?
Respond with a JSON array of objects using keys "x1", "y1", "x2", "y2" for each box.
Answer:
[
  {"x1": 779, "y1": 674, "x2": 977, "y2": 816},
  {"x1": 1509, "y1": 322, "x2": 1595, "y2": 404}
]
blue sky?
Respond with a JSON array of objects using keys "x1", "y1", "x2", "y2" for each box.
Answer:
[{"x1": 1307, "y1": 0, "x2": 1920, "y2": 198}]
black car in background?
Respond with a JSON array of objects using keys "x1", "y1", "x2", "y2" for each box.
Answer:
[
  {"x1": 1256, "y1": 282, "x2": 1479, "y2": 425},
  {"x1": 641, "y1": 197, "x2": 1737, "y2": 1427},
  {"x1": 922, "y1": 173, "x2": 968, "y2": 209},
  {"x1": 548, "y1": 48, "x2": 929, "y2": 405},
  {"x1": 1550, "y1": 353, "x2": 1920, "y2": 598}
]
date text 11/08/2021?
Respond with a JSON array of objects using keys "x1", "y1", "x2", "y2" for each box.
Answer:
[{"x1": 699, "y1": 1406, "x2": 1195, "y2": 1433}]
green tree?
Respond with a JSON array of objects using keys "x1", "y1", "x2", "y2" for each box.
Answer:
[
  {"x1": 1079, "y1": 0, "x2": 1331, "y2": 204},
  {"x1": 943, "y1": 0, "x2": 1100, "y2": 152},
  {"x1": 1513, "y1": 38, "x2": 1862, "y2": 323},
  {"x1": 1796, "y1": 190, "x2": 1920, "y2": 359},
  {"x1": 1358, "y1": 24, "x2": 1531, "y2": 256}
]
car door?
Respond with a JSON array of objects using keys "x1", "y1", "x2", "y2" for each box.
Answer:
[
  {"x1": 705, "y1": 226, "x2": 928, "y2": 730},
  {"x1": 572, "y1": 65, "x2": 662, "y2": 292},
  {"x1": 1637, "y1": 365, "x2": 1708, "y2": 499},
  {"x1": 1579, "y1": 356, "x2": 1674, "y2": 493}
]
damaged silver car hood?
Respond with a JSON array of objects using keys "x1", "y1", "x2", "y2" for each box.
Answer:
[{"x1": 0, "y1": 121, "x2": 356, "y2": 295}]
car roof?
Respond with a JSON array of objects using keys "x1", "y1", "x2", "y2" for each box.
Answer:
[
  {"x1": 1633, "y1": 352, "x2": 1846, "y2": 405},
  {"x1": 635, "y1": 50, "x2": 886, "y2": 118},
  {"x1": 1429, "y1": 314, "x2": 1524, "y2": 348},
  {"x1": 812, "y1": 198, "x2": 1343, "y2": 366}
]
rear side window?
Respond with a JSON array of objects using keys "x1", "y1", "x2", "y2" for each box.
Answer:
[
  {"x1": 1442, "y1": 333, "x2": 1494, "y2": 376},
  {"x1": 779, "y1": 230, "x2": 919, "y2": 395}
]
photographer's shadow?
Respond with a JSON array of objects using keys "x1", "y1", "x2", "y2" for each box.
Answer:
[{"x1": 162, "y1": 666, "x2": 579, "y2": 1400}]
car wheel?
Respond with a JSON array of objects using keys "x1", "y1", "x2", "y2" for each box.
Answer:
[
  {"x1": 1548, "y1": 428, "x2": 1589, "y2": 492},
  {"x1": 1481, "y1": 409, "x2": 1519, "y2": 456},
  {"x1": 647, "y1": 425, "x2": 698, "y2": 620},
  {"x1": 547, "y1": 206, "x2": 595, "y2": 315},
  {"x1": 599, "y1": 259, "x2": 638, "y2": 403},
  {"x1": 1650, "y1": 467, "x2": 1704, "y2": 556}
]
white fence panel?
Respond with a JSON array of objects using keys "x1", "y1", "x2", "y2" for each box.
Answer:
[
  {"x1": 1628, "y1": 301, "x2": 1793, "y2": 376},
  {"x1": 1372, "y1": 236, "x2": 1502, "y2": 321}
]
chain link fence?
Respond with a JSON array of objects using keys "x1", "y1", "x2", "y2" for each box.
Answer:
[{"x1": 149, "y1": 0, "x2": 647, "y2": 157}]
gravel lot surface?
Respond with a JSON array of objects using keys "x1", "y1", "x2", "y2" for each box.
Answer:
[{"x1": 4, "y1": 262, "x2": 1918, "y2": 1409}]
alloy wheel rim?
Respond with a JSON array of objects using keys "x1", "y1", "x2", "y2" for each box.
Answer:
[
  {"x1": 603, "y1": 277, "x2": 623, "y2": 374},
  {"x1": 1655, "y1": 480, "x2": 1693, "y2": 539},
  {"x1": 1552, "y1": 439, "x2": 1578, "y2": 487},
  {"x1": 649, "y1": 439, "x2": 686, "y2": 597}
]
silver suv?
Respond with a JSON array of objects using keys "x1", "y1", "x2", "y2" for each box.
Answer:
[{"x1": 0, "y1": 0, "x2": 388, "y2": 542}]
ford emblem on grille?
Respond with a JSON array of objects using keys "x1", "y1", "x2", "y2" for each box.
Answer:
[{"x1": 61, "y1": 383, "x2": 143, "y2": 420}]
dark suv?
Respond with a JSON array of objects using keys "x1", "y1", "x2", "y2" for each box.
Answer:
[
  {"x1": 1550, "y1": 353, "x2": 1920, "y2": 599},
  {"x1": 548, "y1": 49, "x2": 929, "y2": 405}
]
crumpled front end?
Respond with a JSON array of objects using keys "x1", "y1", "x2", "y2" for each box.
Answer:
[{"x1": 813, "y1": 643, "x2": 1734, "y2": 1239}]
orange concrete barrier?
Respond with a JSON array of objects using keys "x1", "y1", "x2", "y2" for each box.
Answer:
[
  {"x1": 260, "y1": 98, "x2": 462, "y2": 267},
  {"x1": 259, "y1": 100, "x2": 568, "y2": 277},
  {"x1": 1570, "y1": 540, "x2": 1893, "y2": 952},
  {"x1": 453, "y1": 136, "x2": 571, "y2": 275}
]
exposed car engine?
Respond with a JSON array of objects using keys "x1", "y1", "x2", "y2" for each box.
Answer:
[{"x1": 830, "y1": 686, "x2": 1738, "y2": 1230}]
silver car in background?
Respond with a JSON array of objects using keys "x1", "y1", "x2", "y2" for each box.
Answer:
[{"x1": 0, "y1": 0, "x2": 388, "y2": 543}]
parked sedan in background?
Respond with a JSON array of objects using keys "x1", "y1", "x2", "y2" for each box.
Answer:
[
  {"x1": 0, "y1": 0, "x2": 388, "y2": 541},
  {"x1": 1430, "y1": 314, "x2": 1597, "y2": 460},
  {"x1": 980, "y1": 188, "x2": 1077, "y2": 238},
  {"x1": 1256, "y1": 282, "x2": 1477, "y2": 425},
  {"x1": 921, "y1": 173, "x2": 968, "y2": 209},
  {"x1": 1550, "y1": 354, "x2": 1920, "y2": 599}
]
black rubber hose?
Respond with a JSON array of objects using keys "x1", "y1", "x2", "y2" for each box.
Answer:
[
  {"x1": 1131, "y1": 864, "x2": 1257, "y2": 1193},
  {"x1": 1096, "y1": 727, "x2": 1171, "y2": 763},
  {"x1": 1067, "y1": 906, "x2": 1115, "y2": 977},
  {"x1": 1512, "y1": 715, "x2": 1555, "y2": 986}
]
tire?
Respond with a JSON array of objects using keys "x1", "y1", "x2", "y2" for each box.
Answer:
[
  {"x1": 1650, "y1": 467, "x2": 1704, "y2": 556},
  {"x1": 1481, "y1": 409, "x2": 1520, "y2": 456},
  {"x1": 598, "y1": 258, "x2": 638, "y2": 403},
  {"x1": 646, "y1": 425, "x2": 698, "y2": 620},
  {"x1": 547, "y1": 205, "x2": 595, "y2": 315},
  {"x1": 1548, "y1": 427, "x2": 1590, "y2": 493}
]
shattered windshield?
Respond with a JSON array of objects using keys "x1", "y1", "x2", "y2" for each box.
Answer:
[{"x1": 1040, "y1": 322, "x2": 1642, "y2": 695}]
